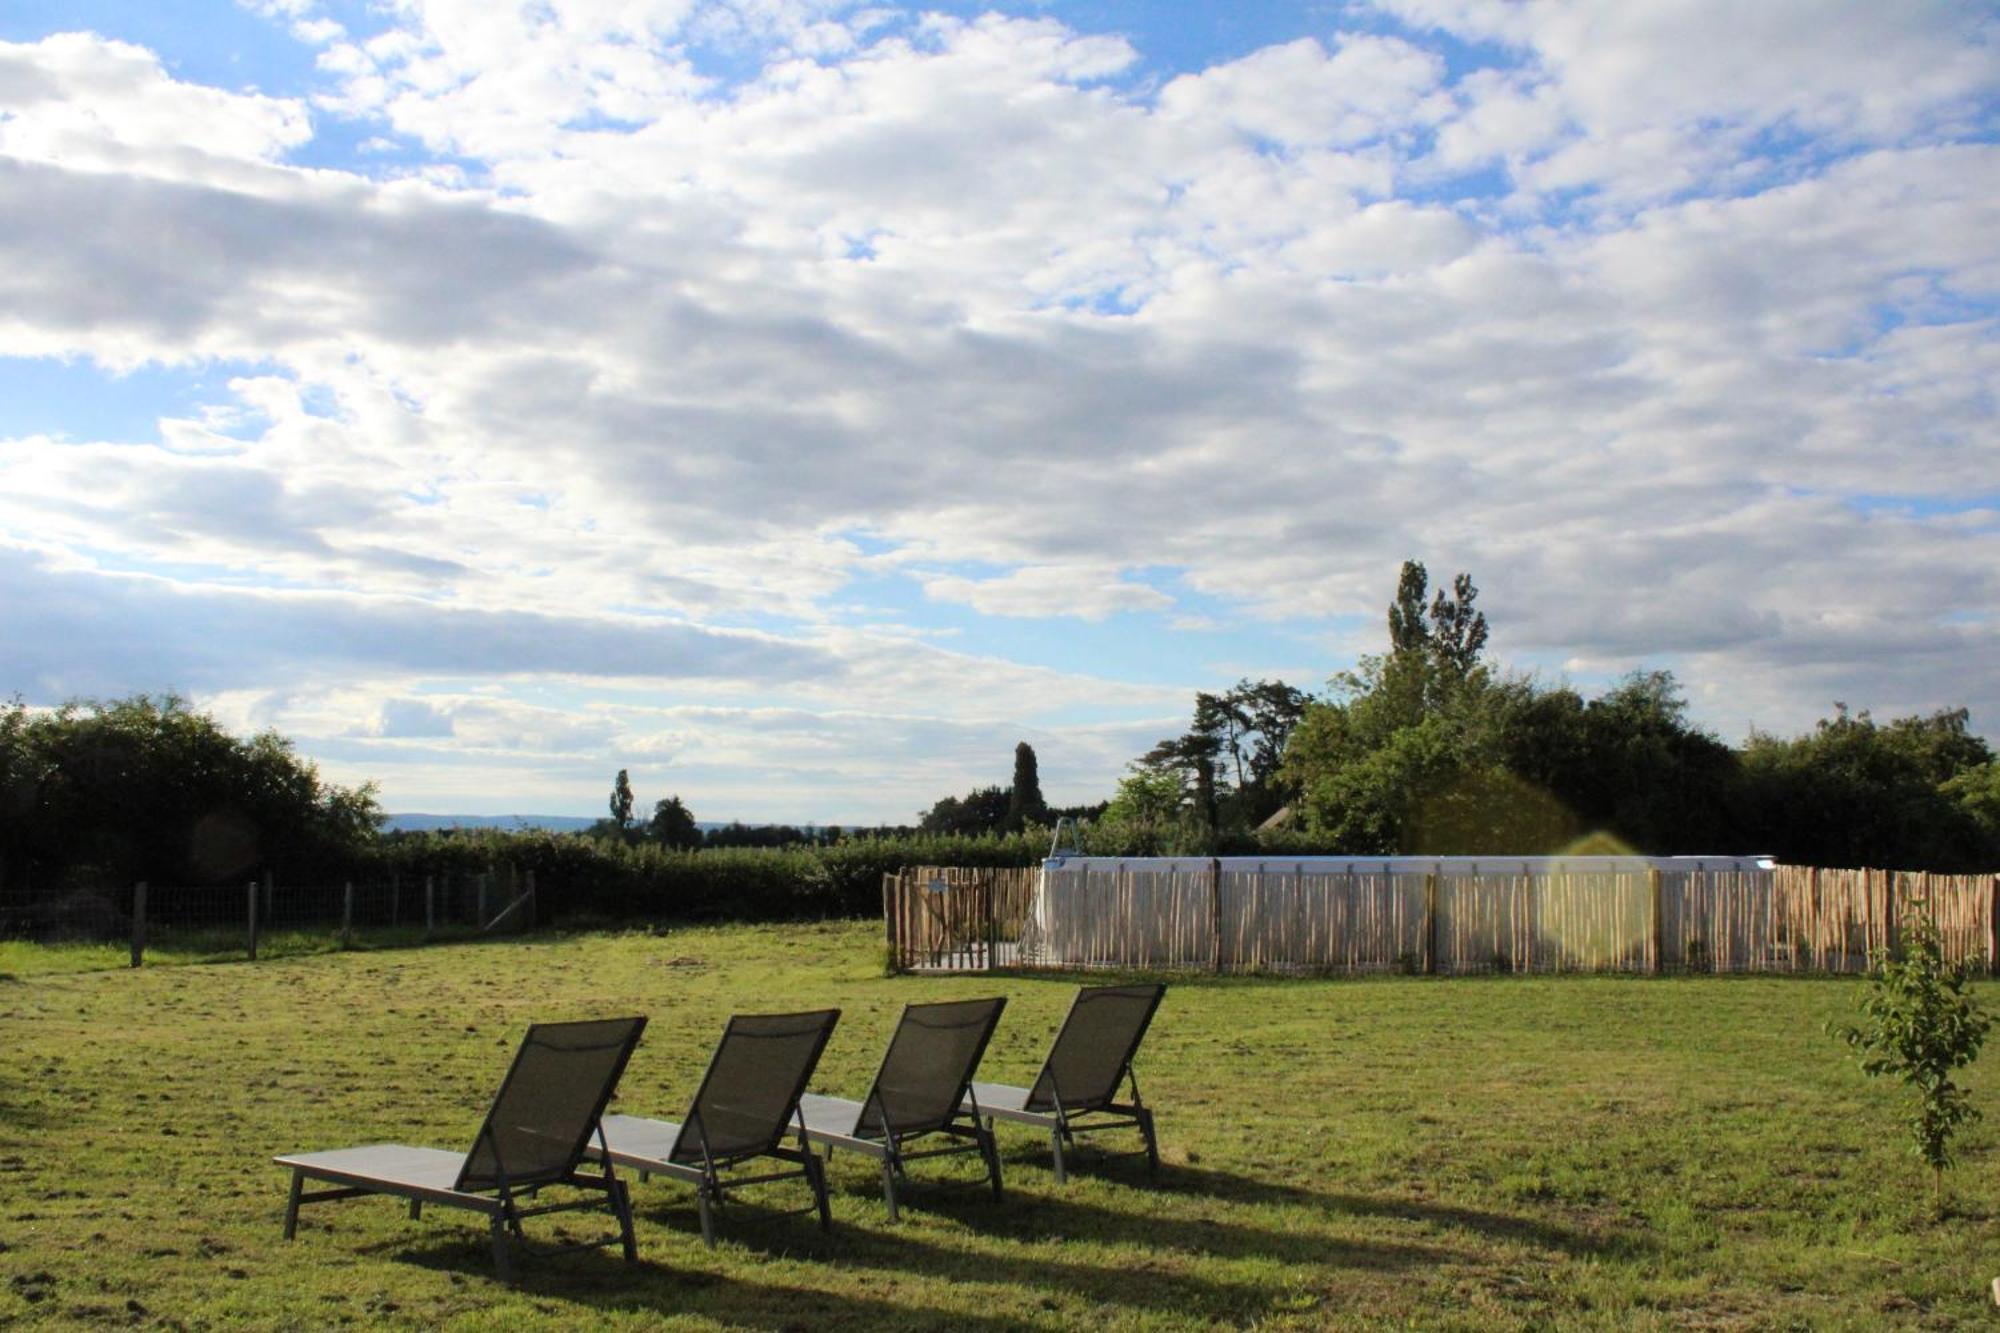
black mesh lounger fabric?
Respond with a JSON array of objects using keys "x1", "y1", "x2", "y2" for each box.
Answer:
[
  {"x1": 1025, "y1": 984, "x2": 1164, "y2": 1113},
  {"x1": 670, "y1": 1009, "x2": 840, "y2": 1166},
  {"x1": 460, "y1": 1016, "x2": 649, "y2": 1191},
  {"x1": 857, "y1": 996, "x2": 1006, "y2": 1139}
]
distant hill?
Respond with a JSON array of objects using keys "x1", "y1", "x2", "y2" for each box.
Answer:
[
  {"x1": 385, "y1": 813, "x2": 743, "y2": 834},
  {"x1": 382, "y1": 813, "x2": 603, "y2": 833}
]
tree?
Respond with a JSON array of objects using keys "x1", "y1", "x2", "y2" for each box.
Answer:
[
  {"x1": 1284, "y1": 563, "x2": 1745, "y2": 856},
  {"x1": 609, "y1": 769, "x2": 634, "y2": 833},
  {"x1": 1092, "y1": 764, "x2": 1188, "y2": 855},
  {"x1": 1142, "y1": 678, "x2": 1313, "y2": 832},
  {"x1": 1387, "y1": 559, "x2": 1431, "y2": 658},
  {"x1": 1004, "y1": 742, "x2": 1049, "y2": 832},
  {"x1": 1493, "y1": 670, "x2": 1737, "y2": 855},
  {"x1": 1284, "y1": 559, "x2": 1495, "y2": 850},
  {"x1": 1142, "y1": 729, "x2": 1222, "y2": 829},
  {"x1": 1428, "y1": 571, "x2": 1489, "y2": 678},
  {"x1": 0, "y1": 699, "x2": 52, "y2": 890},
  {"x1": 1237, "y1": 679, "x2": 1312, "y2": 790},
  {"x1": 1834, "y1": 907, "x2": 1991, "y2": 1209},
  {"x1": 648, "y1": 795, "x2": 701, "y2": 850},
  {"x1": 0, "y1": 693, "x2": 379, "y2": 888},
  {"x1": 1737, "y1": 706, "x2": 1994, "y2": 870},
  {"x1": 1943, "y1": 761, "x2": 2000, "y2": 845},
  {"x1": 1383, "y1": 559, "x2": 1488, "y2": 706},
  {"x1": 919, "y1": 785, "x2": 1011, "y2": 836}
]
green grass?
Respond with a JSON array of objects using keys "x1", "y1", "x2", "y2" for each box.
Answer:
[{"x1": 2, "y1": 920, "x2": 1997, "y2": 1329}]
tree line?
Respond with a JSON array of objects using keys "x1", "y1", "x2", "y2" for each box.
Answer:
[
  {"x1": 1094, "y1": 561, "x2": 2000, "y2": 871},
  {"x1": 0, "y1": 694, "x2": 379, "y2": 893},
  {"x1": 3, "y1": 561, "x2": 1996, "y2": 918}
]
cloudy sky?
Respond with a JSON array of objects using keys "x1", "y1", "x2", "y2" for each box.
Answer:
[{"x1": 1, "y1": 1, "x2": 1995, "y2": 822}]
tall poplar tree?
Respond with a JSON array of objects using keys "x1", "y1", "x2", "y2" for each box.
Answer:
[
  {"x1": 1006, "y1": 742, "x2": 1049, "y2": 831},
  {"x1": 609, "y1": 769, "x2": 634, "y2": 831}
]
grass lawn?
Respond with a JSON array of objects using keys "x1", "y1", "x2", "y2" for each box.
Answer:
[{"x1": 2, "y1": 920, "x2": 1996, "y2": 1329}]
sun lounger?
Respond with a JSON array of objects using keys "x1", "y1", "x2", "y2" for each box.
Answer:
[
  {"x1": 796, "y1": 996, "x2": 1006, "y2": 1220},
  {"x1": 964, "y1": 983, "x2": 1164, "y2": 1183},
  {"x1": 274, "y1": 1016, "x2": 647, "y2": 1281},
  {"x1": 588, "y1": 1008, "x2": 839, "y2": 1247}
]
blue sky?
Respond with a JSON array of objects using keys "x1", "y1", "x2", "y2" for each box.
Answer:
[{"x1": 1, "y1": 1, "x2": 1996, "y2": 821}]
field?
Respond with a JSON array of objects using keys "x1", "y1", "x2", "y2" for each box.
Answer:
[{"x1": 2, "y1": 921, "x2": 1997, "y2": 1329}]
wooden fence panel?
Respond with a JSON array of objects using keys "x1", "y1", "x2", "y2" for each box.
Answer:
[
  {"x1": 890, "y1": 862, "x2": 1998, "y2": 976},
  {"x1": 1898, "y1": 869, "x2": 1991, "y2": 968},
  {"x1": 1437, "y1": 872, "x2": 1536, "y2": 973},
  {"x1": 1327, "y1": 869, "x2": 1424, "y2": 973},
  {"x1": 1764, "y1": 866, "x2": 1883, "y2": 973}
]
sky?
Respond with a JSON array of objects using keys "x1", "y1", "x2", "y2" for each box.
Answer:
[{"x1": 1, "y1": 1, "x2": 1996, "y2": 823}]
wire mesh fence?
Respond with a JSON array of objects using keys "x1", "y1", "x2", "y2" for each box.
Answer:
[{"x1": 0, "y1": 869, "x2": 537, "y2": 968}]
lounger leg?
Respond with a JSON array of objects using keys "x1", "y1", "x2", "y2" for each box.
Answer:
[
  {"x1": 1138, "y1": 1107, "x2": 1160, "y2": 1179},
  {"x1": 409, "y1": 1199, "x2": 423, "y2": 1220},
  {"x1": 808, "y1": 1155, "x2": 831, "y2": 1231},
  {"x1": 880, "y1": 1157, "x2": 900, "y2": 1222},
  {"x1": 489, "y1": 1215, "x2": 515, "y2": 1283},
  {"x1": 1049, "y1": 1126, "x2": 1067, "y2": 1185},
  {"x1": 612, "y1": 1180, "x2": 638, "y2": 1264},
  {"x1": 981, "y1": 1126, "x2": 1004, "y2": 1200},
  {"x1": 697, "y1": 1185, "x2": 717, "y2": 1249},
  {"x1": 283, "y1": 1170, "x2": 304, "y2": 1240}
]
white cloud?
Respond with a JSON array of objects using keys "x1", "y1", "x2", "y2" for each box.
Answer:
[
  {"x1": 921, "y1": 566, "x2": 1173, "y2": 620},
  {"x1": 1157, "y1": 34, "x2": 1445, "y2": 148},
  {"x1": 0, "y1": 33, "x2": 309, "y2": 179},
  {"x1": 1390, "y1": 0, "x2": 2000, "y2": 206}
]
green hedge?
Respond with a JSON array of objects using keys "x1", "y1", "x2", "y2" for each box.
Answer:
[
  {"x1": 367, "y1": 828, "x2": 1050, "y2": 923},
  {"x1": 362, "y1": 823, "x2": 1412, "y2": 927}
]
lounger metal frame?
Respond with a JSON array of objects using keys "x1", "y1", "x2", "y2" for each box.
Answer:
[{"x1": 274, "y1": 1016, "x2": 647, "y2": 1282}]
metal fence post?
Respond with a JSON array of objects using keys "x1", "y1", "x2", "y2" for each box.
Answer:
[
  {"x1": 341, "y1": 881, "x2": 354, "y2": 948},
  {"x1": 524, "y1": 869, "x2": 537, "y2": 930},
  {"x1": 425, "y1": 874, "x2": 435, "y2": 940},
  {"x1": 247, "y1": 880, "x2": 260, "y2": 961},
  {"x1": 130, "y1": 881, "x2": 147, "y2": 969}
]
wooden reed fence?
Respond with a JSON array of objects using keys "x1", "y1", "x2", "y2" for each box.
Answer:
[
  {"x1": 885, "y1": 863, "x2": 2000, "y2": 976},
  {"x1": 882, "y1": 866, "x2": 1039, "y2": 972}
]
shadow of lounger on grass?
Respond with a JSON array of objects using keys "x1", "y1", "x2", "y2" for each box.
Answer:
[
  {"x1": 905, "y1": 1181, "x2": 1466, "y2": 1270},
  {"x1": 1146, "y1": 1162, "x2": 1646, "y2": 1259},
  {"x1": 808, "y1": 1135, "x2": 1606, "y2": 1269},
  {"x1": 384, "y1": 1235, "x2": 1051, "y2": 1331},
  {"x1": 622, "y1": 1186, "x2": 840, "y2": 1258},
  {"x1": 814, "y1": 1216, "x2": 1464, "y2": 1322}
]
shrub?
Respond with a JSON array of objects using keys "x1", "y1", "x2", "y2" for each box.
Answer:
[{"x1": 1833, "y1": 906, "x2": 1992, "y2": 1208}]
